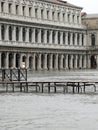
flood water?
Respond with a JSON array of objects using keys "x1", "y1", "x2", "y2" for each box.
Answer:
[{"x1": 0, "y1": 70, "x2": 98, "y2": 130}]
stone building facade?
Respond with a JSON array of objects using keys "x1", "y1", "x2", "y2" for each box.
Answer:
[
  {"x1": 82, "y1": 13, "x2": 98, "y2": 69},
  {"x1": 0, "y1": 0, "x2": 88, "y2": 71}
]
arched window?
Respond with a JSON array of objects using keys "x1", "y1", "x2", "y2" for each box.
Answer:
[
  {"x1": 9, "y1": 26, "x2": 12, "y2": 41},
  {"x1": 77, "y1": 33, "x2": 79, "y2": 45},
  {"x1": 91, "y1": 34, "x2": 95, "y2": 46},
  {"x1": 29, "y1": 28, "x2": 32, "y2": 42},
  {"x1": 35, "y1": 29, "x2": 38, "y2": 43},
  {"x1": 16, "y1": 27, "x2": 19, "y2": 41},
  {"x1": 63, "y1": 32, "x2": 65, "y2": 44},
  {"x1": 47, "y1": 30, "x2": 49, "y2": 43},
  {"x1": 68, "y1": 32, "x2": 70, "y2": 45},
  {"x1": 41, "y1": 30, "x2": 44, "y2": 43},
  {"x1": 73, "y1": 33, "x2": 75, "y2": 45},
  {"x1": 52, "y1": 31, "x2": 55, "y2": 44},
  {"x1": 82, "y1": 34, "x2": 84, "y2": 46},
  {"x1": 23, "y1": 28, "x2": 26, "y2": 42},
  {"x1": 58, "y1": 32, "x2": 60, "y2": 44},
  {"x1": 1, "y1": 25, "x2": 5, "y2": 40}
]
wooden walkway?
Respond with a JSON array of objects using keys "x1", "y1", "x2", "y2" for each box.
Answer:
[{"x1": 0, "y1": 79, "x2": 97, "y2": 94}]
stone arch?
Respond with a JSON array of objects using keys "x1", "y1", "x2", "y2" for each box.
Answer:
[
  {"x1": 41, "y1": 30, "x2": 44, "y2": 43},
  {"x1": 68, "y1": 55, "x2": 71, "y2": 69},
  {"x1": 63, "y1": 55, "x2": 66, "y2": 69},
  {"x1": 1, "y1": 25, "x2": 5, "y2": 40},
  {"x1": 52, "y1": 54, "x2": 56, "y2": 69},
  {"x1": 47, "y1": 30, "x2": 49, "y2": 43},
  {"x1": 73, "y1": 55, "x2": 75, "y2": 69},
  {"x1": 29, "y1": 28, "x2": 32, "y2": 42},
  {"x1": 16, "y1": 53, "x2": 20, "y2": 68},
  {"x1": 35, "y1": 54, "x2": 38, "y2": 71},
  {"x1": 41, "y1": 54, "x2": 44, "y2": 69},
  {"x1": 47, "y1": 54, "x2": 50, "y2": 70},
  {"x1": 58, "y1": 54, "x2": 61, "y2": 70},
  {"x1": 35, "y1": 29, "x2": 38, "y2": 43},
  {"x1": 9, "y1": 26, "x2": 12, "y2": 41},
  {"x1": 29, "y1": 56, "x2": 33, "y2": 69},
  {"x1": 23, "y1": 27, "x2": 26, "y2": 42},
  {"x1": 91, "y1": 34, "x2": 95, "y2": 46},
  {"x1": 73, "y1": 33, "x2": 75, "y2": 45},
  {"x1": 90, "y1": 54, "x2": 97, "y2": 69},
  {"x1": 16, "y1": 27, "x2": 19, "y2": 41},
  {"x1": 1, "y1": 52, "x2": 6, "y2": 68},
  {"x1": 77, "y1": 55, "x2": 80, "y2": 69},
  {"x1": 9, "y1": 53, "x2": 13, "y2": 68},
  {"x1": 22, "y1": 55, "x2": 26, "y2": 68},
  {"x1": 58, "y1": 32, "x2": 60, "y2": 44}
]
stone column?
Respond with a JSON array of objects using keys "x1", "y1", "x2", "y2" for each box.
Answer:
[
  {"x1": 38, "y1": 29, "x2": 41, "y2": 43},
  {"x1": 49, "y1": 30, "x2": 52, "y2": 44},
  {"x1": 25, "y1": 54, "x2": 29, "y2": 69},
  {"x1": 38, "y1": 7, "x2": 41, "y2": 19},
  {"x1": 5, "y1": 25, "x2": 9, "y2": 41},
  {"x1": 25, "y1": 5, "x2": 29, "y2": 17},
  {"x1": 32, "y1": 5, "x2": 35, "y2": 18},
  {"x1": 5, "y1": 52, "x2": 9, "y2": 69},
  {"x1": 44, "y1": 8, "x2": 47, "y2": 20},
  {"x1": 96, "y1": 55, "x2": 98, "y2": 69},
  {"x1": 19, "y1": 3, "x2": 22, "y2": 16},
  {"x1": 70, "y1": 55, "x2": 73, "y2": 69},
  {"x1": 70, "y1": 13, "x2": 72, "y2": 24},
  {"x1": 70, "y1": 33, "x2": 73, "y2": 45},
  {"x1": 54, "y1": 54, "x2": 58, "y2": 70},
  {"x1": 74, "y1": 14, "x2": 77, "y2": 24},
  {"x1": 37, "y1": 53, "x2": 41, "y2": 70},
  {"x1": 87, "y1": 54, "x2": 91, "y2": 69},
  {"x1": 49, "y1": 10, "x2": 52, "y2": 21},
  {"x1": 60, "y1": 12, "x2": 63, "y2": 22},
  {"x1": 79, "y1": 15, "x2": 81, "y2": 24},
  {"x1": 0, "y1": 3, "x2": 1, "y2": 13},
  {"x1": 12, "y1": 26, "x2": 16, "y2": 41},
  {"x1": 32, "y1": 53, "x2": 35, "y2": 70},
  {"x1": 26, "y1": 28, "x2": 29, "y2": 43},
  {"x1": 55, "y1": 31, "x2": 58, "y2": 45},
  {"x1": 60, "y1": 54, "x2": 63, "y2": 70},
  {"x1": 13, "y1": 53, "x2": 16, "y2": 68},
  {"x1": 19, "y1": 27, "x2": 23, "y2": 42},
  {"x1": 43, "y1": 53, "x2": 47, "y2": 70},
  {"x1": 19, "y1": 54, "x2": 23, "y2": 68},
  {"x1": 79, "y1": 33, "x2": 82, "y2": 46},
  {"x1": 75, "y1": 33, "x2": 77, "y2": 46},
  {"x1": 0, "y1": 24, "x2": 1, "y2": 41},
  {"x1": 65, "y1": 54, "x2": 68, "y2": 69},
  {"x1": 44, "y1": 29, "x2": 47, "y2": 44},
  {"x1": 83, "y1": 55, "x2": 87, "y2": 69},
  {"x1": 12, "y1": 2, "x2": 15, "y2": 15},
  {"x1": 49, "y1": 54, "x2": 53, "y2": 70},
  {"x1": 32, "y1": 28, "x2": 35, "y2": 43},
  {"x1": 65, "y1": 32, "x2": 68, "y2": 45},
  {"x1": 4, "y1": 1, "x2": 8, "y2": 13},
  {"x1": 83, "y1": 33, "x2": 87, "y2": 46},
  {"x1": 65, "y1": 13, "x2": 68, "y2": 23},
  {"x1": 79, "y1": 55, "x2": 82, "y2": 69},
  {"x1": 63, "y1": 32, "x2": 66, "y2": 45},
  {"x1": 60, "y1": 32, "x2": 63, "y2": 45},
  {"x1": 0, "y1": 52, "x2": 1, "y2": 68},
  {"x1": 74, "y1": 55, "x2": 78, "y2": 69}
]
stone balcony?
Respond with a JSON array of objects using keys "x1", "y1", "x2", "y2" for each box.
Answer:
[
  {"x1": 0, "y1": 12, "x2": 85, "y2": 29},
  {"x1": 0, "y1": 40, "x2": 87, "y2": 51}
]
